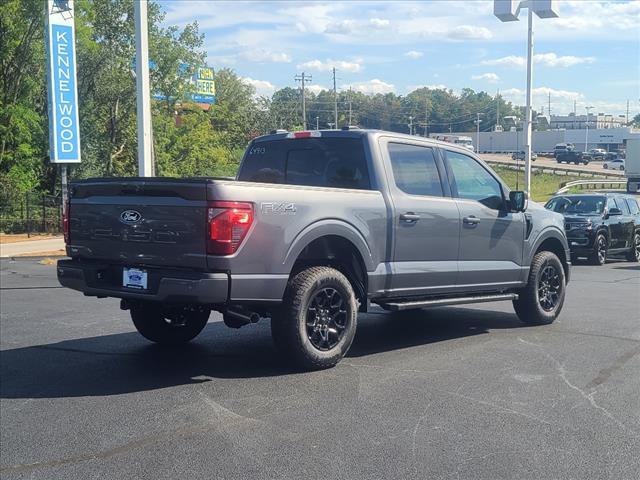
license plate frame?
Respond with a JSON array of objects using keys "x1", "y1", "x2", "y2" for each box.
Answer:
[{"x1": 123, "y1": 267, "x2": 148, "y2": 290}]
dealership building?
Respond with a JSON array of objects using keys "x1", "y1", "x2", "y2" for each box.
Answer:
[{"x1": 434, "y1": 127, "x2": 640, "y2": 153}]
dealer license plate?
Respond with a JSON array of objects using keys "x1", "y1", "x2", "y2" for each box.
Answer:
[{"x1": 123, "y1": 267, "x2": 148, "y2": 290}]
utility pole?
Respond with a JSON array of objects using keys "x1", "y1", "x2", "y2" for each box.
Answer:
[
  {"x1": 573, "y1": 100, "x2": 576, "y2": 129},
  {"x1": 495, "y1": 89, "x2": 500, "y2": 131},
  {"x1": 294, "y1": 72, "x2": 312, "y2": 130},
  {"x1": 348, "y1": 87, "x2": 353, "y2": 125},
  {"x1": 424, "y1": 98, "x2": 429, "y2": 136},
  {"x1": 548, "y1": 91, "x2": 551, "y2": 119},
  {"x1": 408, "y1": 116, "x2": 413, "y2": 135},
  {"x1": 316, "y1": 116, "x2": 319, "y2": 130},
  {"x1": 585, "y1": 106, "x2": 594, "y2": 151},
  {"x1": 134, "y1": 0, "x2": 153, "y2": 176},
  {"x1": 627, "y1": 99, "x2": 630, "y2": 125},
  {"x1": 333, "y1": 67, "x2": 338, "y2": 129},
  {"x1": 475, "y1": 113, "x2": 483, "y2": 152}
]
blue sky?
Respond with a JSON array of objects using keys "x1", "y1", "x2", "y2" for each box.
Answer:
[{"x1": 159, "y1": 0, "x2": 640, "y2": 117}]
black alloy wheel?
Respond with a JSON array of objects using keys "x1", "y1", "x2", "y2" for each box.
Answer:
[
  {"x1": 626, "y1": 233, "x2": 640, "y2": 262},
  {"x1": 595, "y1": 234, "x2": 607, "y2": 265},
  {"x1": 537, "y1": 264, "x2": 562, "y2": 312},
  {"x1": 306, "y1": 287, "x2": 349, "y2": 351}
]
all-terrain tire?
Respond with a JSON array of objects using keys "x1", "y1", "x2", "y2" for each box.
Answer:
[
  {"x1": 271, "y1": 266, "x2": 358, "y2": 370},
  {"x1": 131, "y1": 302, "x2": 210, "y2": 344},
  {"x1": 513, "y1": 251, "x2": 566, "y2": 325}
]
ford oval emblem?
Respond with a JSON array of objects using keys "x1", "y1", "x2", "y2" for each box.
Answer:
[{"x1": 120, "y1": 210, "x2": 142, "y2": 224}]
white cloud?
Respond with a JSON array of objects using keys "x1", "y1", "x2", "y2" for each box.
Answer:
[
  {"x1": 534, "y1": 53, "x2": 595, "y2": 68},
  {"x1": 472, "y1": 73, "x2": 500, "y2": 83},
  {"x1": 482, "y1": 53, "x2": 595, "y2": 68},
  {"x1": 404, "y1": 50, "x2": 423, "y2": 59},
  {"x1": 324, "y1": 20, "x2": 356, "y2": 34},
  {"x1": 240, "y1": 49, "x2": 291, "y2": 63},
  {"x1": 369, "y1": 18, "x2": 390, "y2": 28},
  {"x1": 481, "y1": 55, "x2": 525, "y2": 68},
  {"x1": 297, "y1": 58, "x2": 363, "y2": 73},
  {"x1": 346, "y1": 79, "x2": 395, "y2": 95},
  {"x1": 306, "y1": 84, "x2": 329, "y2": 95},
  {"x1": 446, "y1": 25, "x2": 493, "y2": 40},
  {"x1": 241, "y1": 77, "x2": 276, "y2": 97}
]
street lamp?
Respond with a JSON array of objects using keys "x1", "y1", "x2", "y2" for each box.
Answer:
[
  {"x1": 494, "y1": 0, "x2": 559, "y2": 197},
  {"x1": 585, "y1": 106, "x2": 594, "y2": 152}
]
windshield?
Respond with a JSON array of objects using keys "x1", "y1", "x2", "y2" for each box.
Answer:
[{"x1": 545, "y1": 196, "x2": 605, "y2": 215}]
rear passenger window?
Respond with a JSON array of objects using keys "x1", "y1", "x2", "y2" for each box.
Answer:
[
  {"x1": 618, "y1": 198, "x2": 631, "y2": 215},
  {"x1": 238, "y1": 137, "x2": 370, "y2": 190},
  {"x1": 387, "y1": 143, "x2": 443, "y2": 196},
  {"x1": 626, "y1": 198, "x2": 640, "y2": 215}
]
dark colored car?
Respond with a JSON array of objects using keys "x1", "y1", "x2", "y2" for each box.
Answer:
[
  {"x1": 556, "y1": 150, "x2": 589, "y2": 165},
  {"x1": 511, "y1": 150, "x2": 537, "y2": 161},
  {"x1": 545, "y1": 193, "x2": 640, "y2": 265}
]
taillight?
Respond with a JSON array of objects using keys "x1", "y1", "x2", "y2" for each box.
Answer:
[
  {"x1": 62, "y1": 199, "x2": 70, "y2": 244},
  {"x1": 207, "y1": 201, "x2": 254, "y2": 255}
]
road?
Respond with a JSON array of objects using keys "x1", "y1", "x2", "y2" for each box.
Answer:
[
  {"x1": 480, "y1": 153, "x2": 626, "y2": 177},
  {"x1": 0, "y1": 238, "x2": 65, "y2": 258},
  {"x1": 1, "y1": 257, "x2": 639, "y2": 480}
]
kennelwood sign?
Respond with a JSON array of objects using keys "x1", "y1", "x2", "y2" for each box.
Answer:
[{"x1": 46, "y1": 0, "x2": 81, "y2": 163}]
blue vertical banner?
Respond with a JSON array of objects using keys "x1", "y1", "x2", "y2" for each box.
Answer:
[{"x1": 46, "y1": 0, "x2": 81, "y2": 163}]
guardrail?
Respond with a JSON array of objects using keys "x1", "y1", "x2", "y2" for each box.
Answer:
[
  {"x1": 485, "y1": 160, "x2": 624, "y2": 179},
  {"x1": 554, "y1": 180, "x2": 628, "y2": 195}
]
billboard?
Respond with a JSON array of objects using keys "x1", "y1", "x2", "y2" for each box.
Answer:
[
  {"x1": 45, "y1": 0, "x2": 81, "y2": 163},
  {"x1": 151, "y1": 64, "x2": 216, "y2": 105}
]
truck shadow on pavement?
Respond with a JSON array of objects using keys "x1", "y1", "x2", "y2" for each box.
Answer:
[{"x1": 0, "y1": 307, "x2": 527, "y2": 399}]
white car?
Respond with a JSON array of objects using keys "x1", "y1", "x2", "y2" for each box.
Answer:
[{"x1": 603, "y1": 158, "x2": 625, "y2": 171}]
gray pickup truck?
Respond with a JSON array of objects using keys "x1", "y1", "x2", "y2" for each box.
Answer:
[{"x1": 58, "y1": 129, "x2": 571, "y2": 369}]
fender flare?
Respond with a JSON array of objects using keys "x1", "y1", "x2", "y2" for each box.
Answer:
[
  {"x1": 283, "y1": 219, "x2": 375, "y2": 272},
  {"x1": 527, "y1": 226, "x2": 570, "y2": 265}
]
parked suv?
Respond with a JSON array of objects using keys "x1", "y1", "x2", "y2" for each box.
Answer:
[
  {"x1": 554, "y1": 143, "x2": 575, "y2": 158},
  {"x1": 556, "y1": 150, "x2": 589, "y2": 165},
  {"x1": 545, "y1": 193, "x2": 640, "y2": 264},
  {"x1": 58, "y1": 129, "x2": 572, "y2": 369}
]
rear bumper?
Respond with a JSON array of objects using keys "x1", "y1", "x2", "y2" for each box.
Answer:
[{"x1": 57, "y1": 259, "x2": 229, "y2": 304}]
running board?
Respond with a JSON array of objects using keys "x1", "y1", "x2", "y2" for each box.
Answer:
[{"x1": 378, "y1": 293, "x2": 518, "y2": 311}]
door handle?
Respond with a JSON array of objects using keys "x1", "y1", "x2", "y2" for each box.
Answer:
[
  {"x1": 463, "y1": 215, "x2": 480, "y2": 226},
  {"x1": 400, "y1": 213, "x2": 420, "y2": 223}
]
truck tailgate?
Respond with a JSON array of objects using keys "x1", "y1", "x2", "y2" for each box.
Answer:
[{"x1": 68, "y1": 179, "x2": 208, "y2": 270}]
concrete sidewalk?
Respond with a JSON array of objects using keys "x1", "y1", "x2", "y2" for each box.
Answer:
[{"x1": 0, "y1": 238, "x2": 65, "y2": 257}]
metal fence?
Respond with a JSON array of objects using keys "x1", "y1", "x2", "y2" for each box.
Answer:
[{"x1": 0, "y1": 192, "x2": 62, "y2": 235}]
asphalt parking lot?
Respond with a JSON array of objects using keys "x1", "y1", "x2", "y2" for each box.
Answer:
[{"x1": 1, "y1": 257, "x2": 639, "y2": 480}]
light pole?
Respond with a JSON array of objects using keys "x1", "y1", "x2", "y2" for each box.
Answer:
[
  {"x1": 475, "y1": 113, "x2": 483, "y2": 153},
  {"x1": 134, "y1": 0, "x2": 153, "y2": 176},
  {"x1": 585, "y1": 106, "x2": 594, "y2": 152},
  {"x1": 494, "y1": 0, "x2": 559, "y2": 197}
]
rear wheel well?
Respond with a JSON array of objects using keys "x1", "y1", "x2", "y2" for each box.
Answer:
[
  {"x1": 291, "y1": 235, "x2": 368, "y2": 311},
  {"x1": 535, "y1": 237, "x2": 569, "y2": 277}
]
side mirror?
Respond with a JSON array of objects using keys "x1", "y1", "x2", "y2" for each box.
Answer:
[
  {"x1": 509, "y1": 191, "x2": 527, "y2": 212},
  {"x1": 608, "y1": 207, "x2": 622, "y2": 216}
]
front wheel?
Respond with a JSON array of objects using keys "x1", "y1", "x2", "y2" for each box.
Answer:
[
  {"x1": 513, "y1": 251, "x2": 566, "y2": 325},
  {"x1": 271, "y1": 266, "x2": 358, "y2": 370},
  {"x1": 589, "y1": 233, "x2": 608, "y2": 266},
  {"x1": 626, "y1": 232, "x2": 640, "y2": 262},
  {"x1": 603, "y1": 164, "x2": 609, "y2": 169},
  {"x1": 131, "y1": 302, "x2": 210, "y2": 344}
]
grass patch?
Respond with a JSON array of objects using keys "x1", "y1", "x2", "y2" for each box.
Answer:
[{"x1": 491, "y1": 165, "x2": 581, "y2": 203}]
